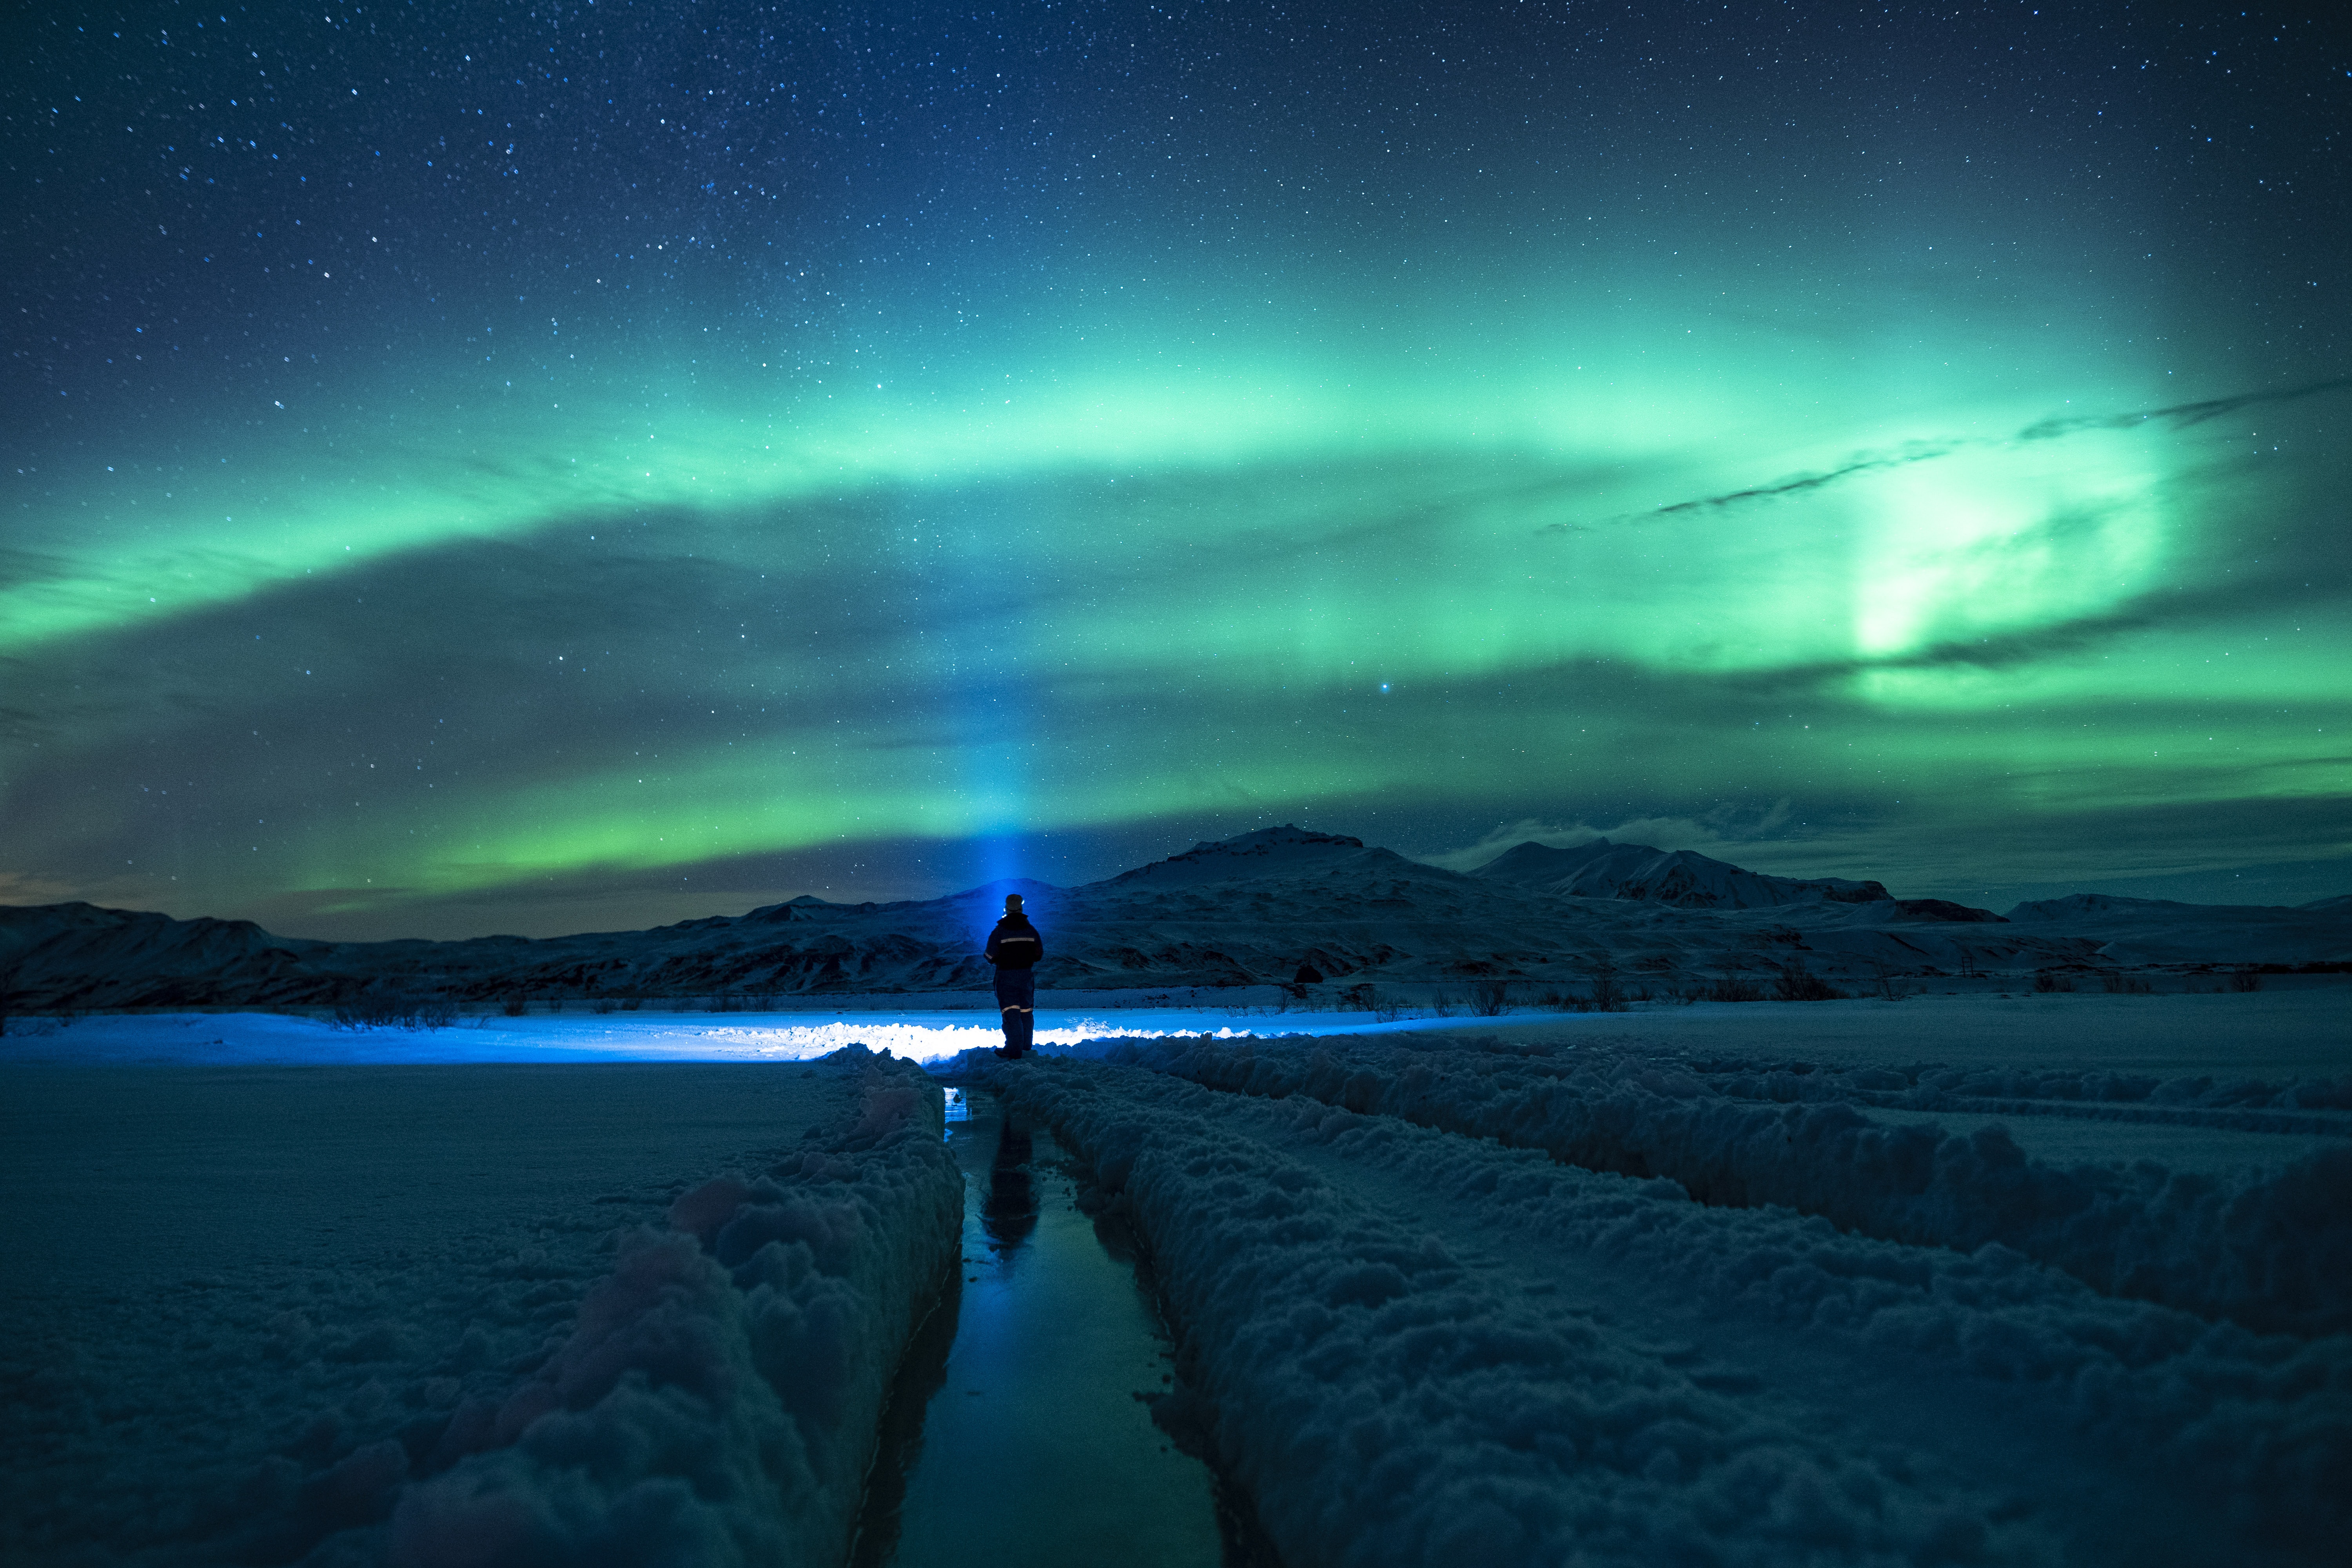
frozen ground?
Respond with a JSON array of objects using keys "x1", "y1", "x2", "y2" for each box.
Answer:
[{"x1": 5, "y1": 987, "x2": 2345, "y2": 1564}]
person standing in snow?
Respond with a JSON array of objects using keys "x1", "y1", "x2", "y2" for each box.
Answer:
[{"x1": 984, "y1": 893, "x2": 1044, "y2": 1058}]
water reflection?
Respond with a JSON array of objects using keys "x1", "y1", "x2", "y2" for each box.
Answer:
[
  {"x1": 850, "y1": 1088, "x2": 1235, "y2": 1568},
  {"x1": 982, "y1": 1118, "x2": 1038, "y2": 1254}
]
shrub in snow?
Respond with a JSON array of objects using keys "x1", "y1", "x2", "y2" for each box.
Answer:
[
  {"x1": 1771, "y1": 959, "x2": 1844, "y2": 1001},
  {"x1": 1586, "y1": 957, "x2": 1628, "y2": 1012},
  {"x1": 1467, "y1": 977, "x2": 1511, "y2": 1015},
  {"x1": 328, "y1": 994, "x2": 459, "y2": 1031}
]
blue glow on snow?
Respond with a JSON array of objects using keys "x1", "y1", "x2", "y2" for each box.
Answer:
[{"x1": 0, "y1": 1006, "x2": 1506, "y2": 1066}]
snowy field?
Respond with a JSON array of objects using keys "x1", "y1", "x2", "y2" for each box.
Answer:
[
  {"x1": 2, "y1": 1050, "x2": 958, "y2": 1566},
  {"x1": 4, "y1": 987, "x2": 2346, "y2": 1564}
]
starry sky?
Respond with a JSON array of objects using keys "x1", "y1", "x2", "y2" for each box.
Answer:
[{"x1": 5, "y1": 1, "x2": 2348, "y2": 940}]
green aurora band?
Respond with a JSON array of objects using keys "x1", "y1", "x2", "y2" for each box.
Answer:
[
  {"x1": 13, "y1": 304, "x2": 2346, "y2": 932},
  {"x1": 5, "y1": 4, "x2": 2347, "y2": 936}
]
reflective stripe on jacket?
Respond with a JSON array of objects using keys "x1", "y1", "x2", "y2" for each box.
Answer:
[{"x1": 985, "y1": 915, "x2": 1044, "y2": 969}]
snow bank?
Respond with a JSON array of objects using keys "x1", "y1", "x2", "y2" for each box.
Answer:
[
  {"x1": 994, "y1": 1059, "x2": 2075, "y2": 1567},
  {"x1": 1686, "y1": 1054, "x2": 2352, "y2": 1131},
  {"x1": 1123, "y1": 1036, "x2": 2352, "y2": 1339},
  {"x1": 351, "y1": 1047, "x2": 958, "y2": 1567},
  {"x1": 996, "y1": 1058, "x2": 2352, "y2": 1563}
]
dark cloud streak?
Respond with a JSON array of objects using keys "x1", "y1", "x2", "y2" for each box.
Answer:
[{"x1": 1541, "y1": 375, "x2": 2352, "y2": 534}]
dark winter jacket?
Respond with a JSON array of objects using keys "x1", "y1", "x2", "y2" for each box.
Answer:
[{"x1": 985, "y1": 915, "x2": 1044, "y2": 970}]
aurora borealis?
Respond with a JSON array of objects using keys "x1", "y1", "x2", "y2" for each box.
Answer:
[{"x1": 6, "y1": 2, "x2": 2347, "y2": 939}]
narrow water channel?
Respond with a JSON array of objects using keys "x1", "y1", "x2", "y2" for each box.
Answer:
[{"x1": 851, "y1": 1087, "x2": 1256, "y2": 1568}]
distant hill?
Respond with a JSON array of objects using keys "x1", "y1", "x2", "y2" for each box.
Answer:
[
  {"x1": 1109, "y1": 825, "x2": 1394, "y2": 886},
  {"x1": 1467, "y1": 837, "x2": 2012, "y2": 923},
  {"x1": 3, "y1": 824, "x2": 2347, "y2": 1010},
  {"x1": 1468, "y1": 837, "x2": 1898, "y2": 910},
  {"x1": 2008, "y1": 894, "x2": 2212, "y2": 921}
]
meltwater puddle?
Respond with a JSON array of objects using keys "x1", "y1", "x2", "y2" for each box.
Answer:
[{"x1": 852, "y1": 1088, "x2": 1266, "y2": 1568}]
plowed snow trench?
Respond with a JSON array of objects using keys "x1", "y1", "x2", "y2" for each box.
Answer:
[
  {"x1": 992, "y1": 1055, "x2": 2350, "y2": 1568},
  {"x1": 850, "y1": 1089, "x2": 1255, "y2": 1567}
]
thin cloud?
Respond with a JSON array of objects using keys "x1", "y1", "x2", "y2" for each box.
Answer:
[
  {"x1": 1706, "y1": 569, "x2": 2338, "y2": 701},
  {"x1": 0, "y1": 870, "x2": 80, "y2": 906},
  {"x1": 1418, "y1": 804, "x2": 1797, "y2": 873},
  {"x1": 2017, "y1": 374, "x2": 2352, "y2": 441},
  {"x1": 1540, "y1": 374, "x2": 2352, "y2": 534},
  {"x1": 1631, "y1": 439, "x2": 1965, "y2": 523}
]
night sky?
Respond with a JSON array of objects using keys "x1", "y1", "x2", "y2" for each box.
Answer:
[{"x1": 6, "y1": 2, "x2": 2348, "y2": 940}]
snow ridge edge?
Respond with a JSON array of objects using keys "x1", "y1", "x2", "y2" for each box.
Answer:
[
  {"x1": 995, "y1": 1058, "x2": 2062, "y2": 1568},
  {"x1": 376, "y1": 1048, "x2": 961, "y2": 1567},
  {"x1": 1144, "y1": 1036, "x2": 2352, "y2": 1338}
]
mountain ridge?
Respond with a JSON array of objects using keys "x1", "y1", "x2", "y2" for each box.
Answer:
[
  {"x1": 3, "y1": 825, "x2": 2347, "y2": 1009},
  {"x1": 1468, "y1": 837, "x2": 1898, "y2": 910}
]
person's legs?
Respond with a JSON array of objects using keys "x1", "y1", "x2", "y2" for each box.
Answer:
[
  {"x1": 993, "y1": 967, "x2": 1034, "y2": 1054},
  {"x1": 995, "y1": 967, "x2": 1036, "y2": 1055}
]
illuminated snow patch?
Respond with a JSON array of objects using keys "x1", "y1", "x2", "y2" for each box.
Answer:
[
  {"x1": 711, "y1": 1013, "x2": 1429, "y2": 1062},
  {"x1": 0, "y1": 1007, "x2": 1497, "y2": 1066}
]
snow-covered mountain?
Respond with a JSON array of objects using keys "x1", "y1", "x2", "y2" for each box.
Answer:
[
  {"x1": 2008, "y1": 893, "x2": 2202, "y2": 920},
  {"x1": 1107, "y1": 825, "x2": 1402, "y2": 886},
  {"x1": 1468, "y1": 837, "x2": 1897, "y2": 909},
  {"x1": 3, "y1": 824, "x2": 2347, "y2": 1009}
]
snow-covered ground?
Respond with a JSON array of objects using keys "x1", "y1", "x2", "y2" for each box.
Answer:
[
  {"x1": 5, "y1": 988, "x2": 2345, "y2": 1564},
  {"x1": 991, "y1": 1036, "x2": 2351, "y2": 1564},
  {"x1": 1, "y1": 1049, "x2": 958, "y2": 1566},
  {"x1": 991, "y1": 987, "x2": 2345, "y2": 1564}
]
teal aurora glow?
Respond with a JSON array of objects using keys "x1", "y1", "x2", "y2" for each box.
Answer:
[{"x1": 5, "y1": 2, "x2": 2346, "y2": 938}]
